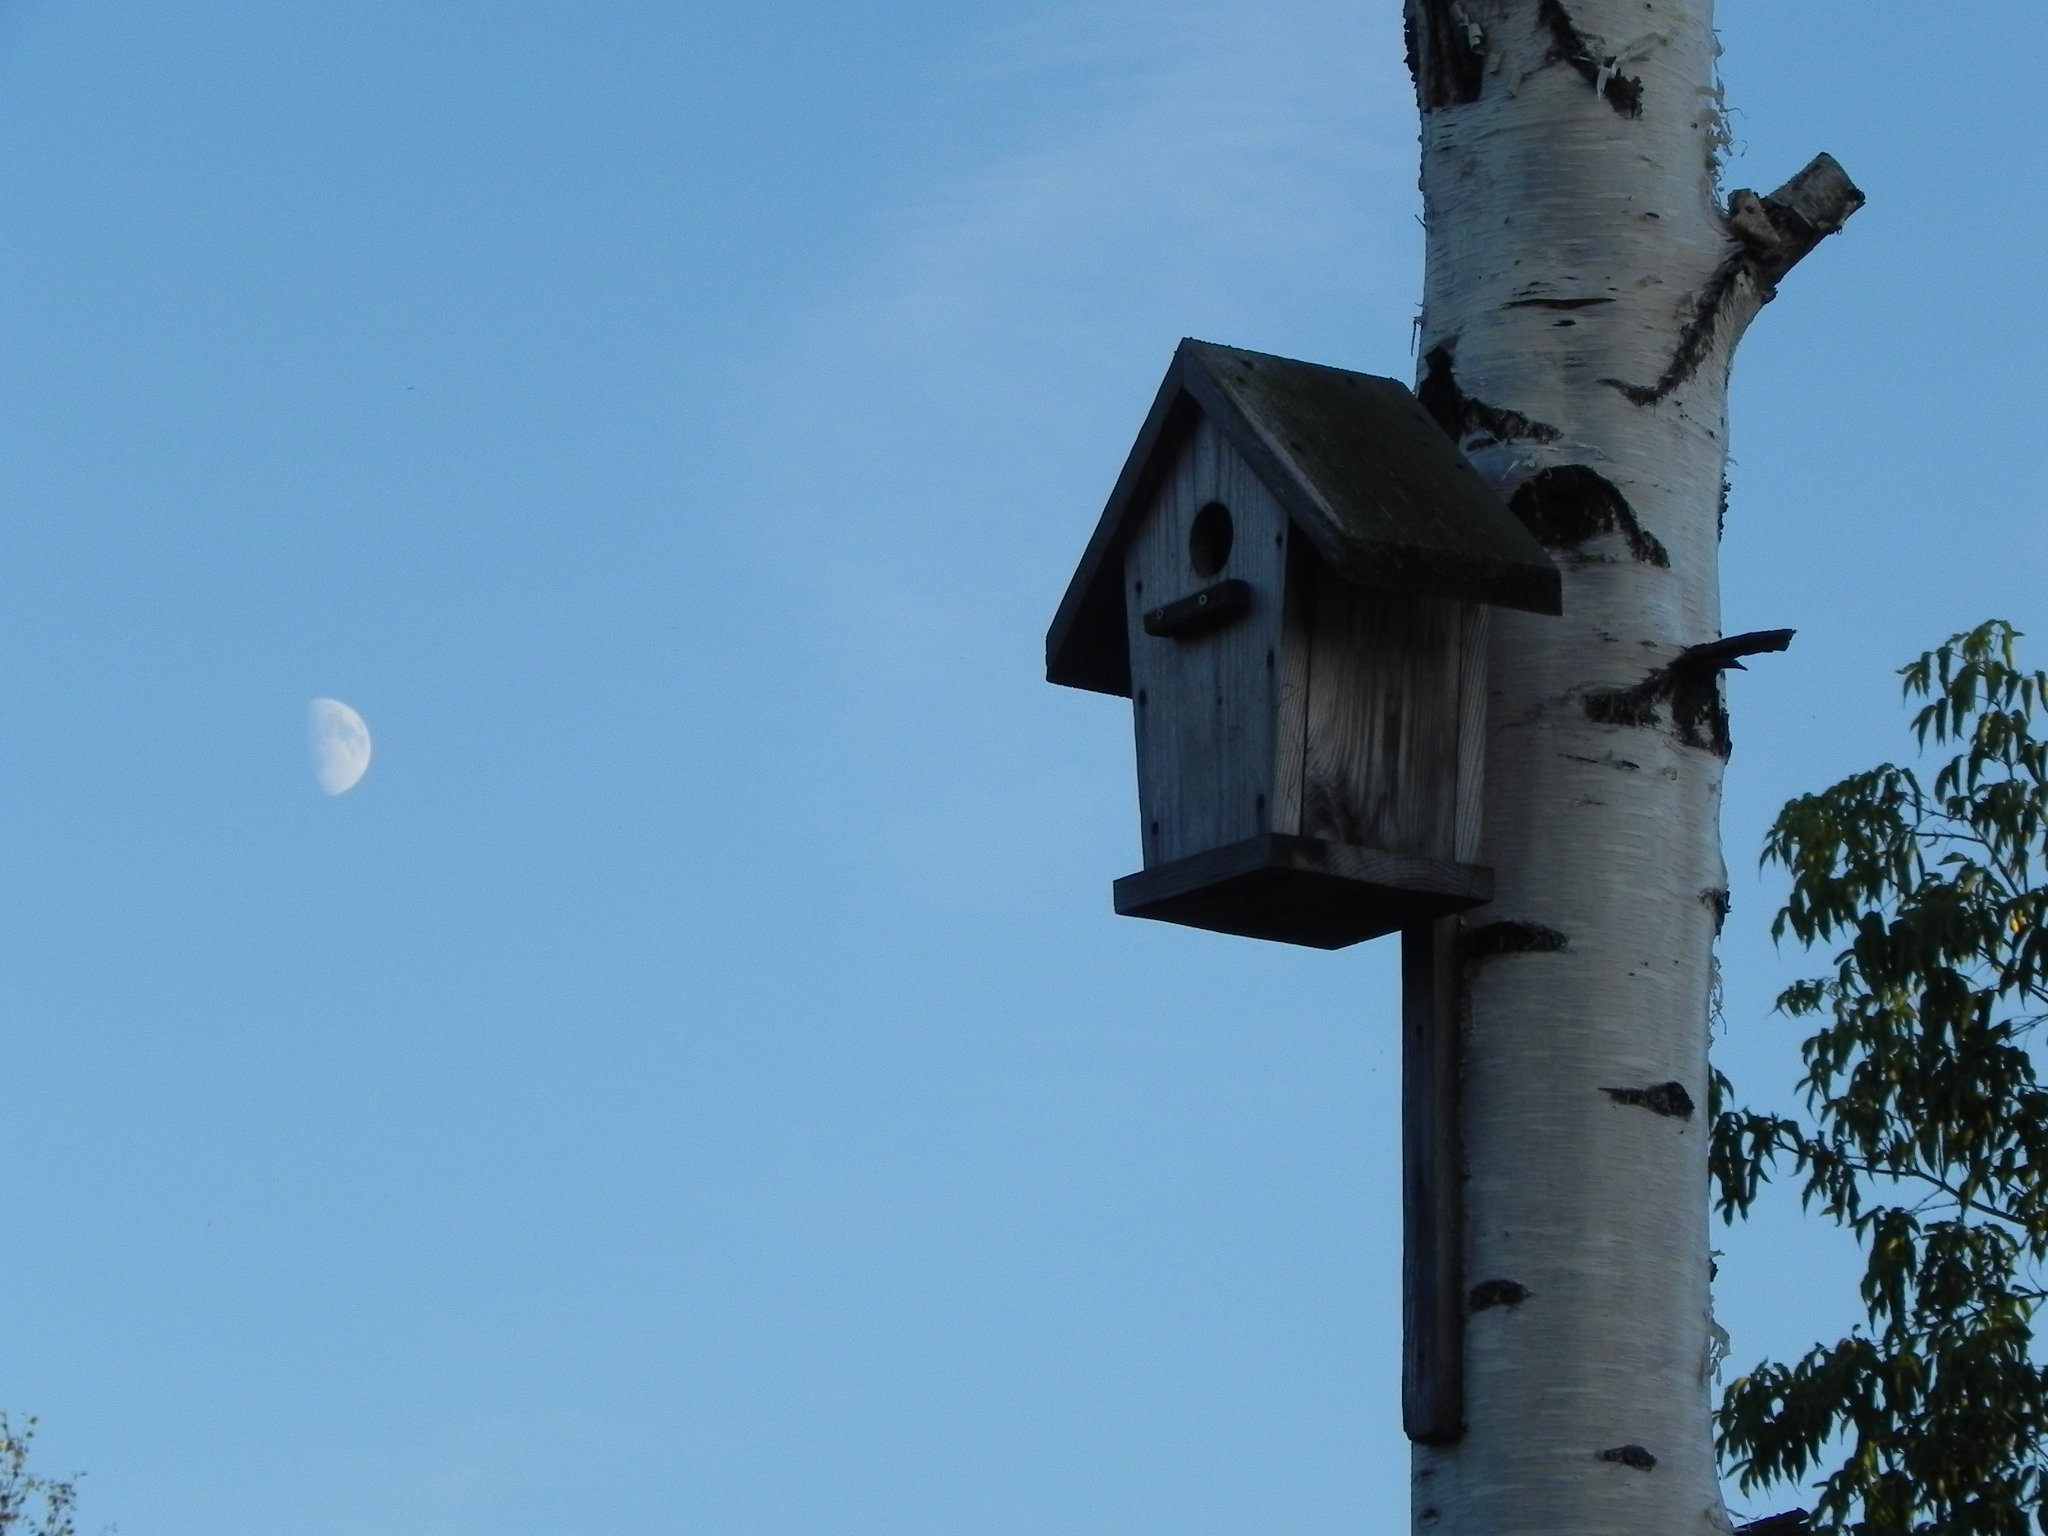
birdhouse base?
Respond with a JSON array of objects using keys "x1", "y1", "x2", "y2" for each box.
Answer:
[{"x1": 1113, "y1": 834, "x2": 1492, "y2": 949}]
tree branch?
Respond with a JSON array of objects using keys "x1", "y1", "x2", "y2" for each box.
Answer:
[
  {"x1": 1674, "y1": 629, "x2": 1796, "y2": 673},
  {"x1": 1734, "y1": 1513, "x2": 1810, "y2": 1536},
  {"x1": 1821, "y1": 1153, "x2": 2034, "y2": 1231},
  {"x1": 1605, "y1": 157, "x2": 1863, "y2": 406},
  {"x1": 1726, "y1": 154, "x2": 1866, "y2": 290},
  {"x1": 1582, "y1": 631, "x2": 1793, "y2": 755}
]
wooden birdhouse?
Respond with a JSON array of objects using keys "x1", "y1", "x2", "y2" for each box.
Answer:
[{"x1": 1046, "y1": 339, "x2": 1561, "y2": 949}]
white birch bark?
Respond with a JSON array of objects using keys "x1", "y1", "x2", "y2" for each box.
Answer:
[{"x1": 1399, "y1": 4, "x2": 1858, "y2": 1532}]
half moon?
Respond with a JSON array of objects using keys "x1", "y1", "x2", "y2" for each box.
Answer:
[{"x1": 308, "y1": 698, "x2": 373, "y2": 795}]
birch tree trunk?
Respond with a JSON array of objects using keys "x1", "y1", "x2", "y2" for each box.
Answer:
[{"x1": 1400, "y1": 4, "x2": 1859, "y2": 1532}]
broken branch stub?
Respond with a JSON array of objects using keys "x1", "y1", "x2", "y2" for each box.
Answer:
[{"x1": 1727, "y1": 153, "x2": 1866, "y2": 287}]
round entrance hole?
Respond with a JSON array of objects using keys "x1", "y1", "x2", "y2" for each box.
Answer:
[{"x1": 1188, "y1": 501, "x2": 1233, "y2": 577}]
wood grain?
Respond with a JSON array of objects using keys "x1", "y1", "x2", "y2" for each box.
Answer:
[
  {"x1": 1124, "y1": 419, "x2": 1290, "y2": 866},
  {"x1": 1453, "y1": 604, "x2": 1489, "y2": 863},
  {"x1": 1270, "y1": 533, "x2": 1311, "y2": 840},
  {"x1": 1299, "y1": 572, "x2": 1465, "y2": 860},
  {"x1": 1403, "y1": 917, "x2": 1465, "y2": 1443}
]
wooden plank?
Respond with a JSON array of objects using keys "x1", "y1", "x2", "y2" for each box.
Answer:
[
  {"x1": 1452, "y1": 603, "x2": 1489, "y2": 864},
  {"x1": 1123, "y1": 420, "x2": 1290, "y2": 866},
  {"x1": 1300, "y1": 575, "x2": 1464, "y2": 859},
  {"x1": 1125, "y1": 425, "x2": 1199, "y2": 864},
  {"x1": 1269, "y1": 535, "x2": 1312, "y2": 839},
  {"x1": 1403, "y1": 917, "x2": 1465, "y2": 1443},
  {"x1": 1112, "y1": 834, "x2": 1491, "y2": 949}
]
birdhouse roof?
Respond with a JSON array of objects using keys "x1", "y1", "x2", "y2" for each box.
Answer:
[{"x1": 1046, "y1": 339, "x2": 1562, "y2": 697}]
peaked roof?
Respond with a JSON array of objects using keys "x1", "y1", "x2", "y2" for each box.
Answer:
[{"x1": 1046, "y1": 339, "x2": 1562, "y2": 697}]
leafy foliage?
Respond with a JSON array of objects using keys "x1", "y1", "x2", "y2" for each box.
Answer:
[
  {"x1": 0, "y1": 1418, "x2": 77, "y2": 1536},
  {"x1": 1712, "y1": 621, "x2": 2048, "y2": 1535}
]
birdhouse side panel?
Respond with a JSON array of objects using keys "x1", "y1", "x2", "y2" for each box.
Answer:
[
  {"x1": 1293, "y1": 568, "x2": 1466, "y2": 860},
  {"x1": 1452, "y1": 603, "x2": 1488, "y2": 864},
  {"x1": 1124, "y1": 417, "x2": 1291, "y2": 868}
]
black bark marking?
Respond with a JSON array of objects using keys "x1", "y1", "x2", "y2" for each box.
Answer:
[
  {"x1": 1461, "y1": 921, "x2": 1569, "y2": 965},
  {"x1": 1468, "y1": 1279, "x2": 1530, "y2": 1312},
  {"x1": 1703, "y1": 887, "x2": 1731, "y2": 935},
  {"x1": 1415, "y1": 345, "x2": 1462, "y2": 436},
  {"x1": 1609, "y1": 158, "x2": 1863, "y2": 408},
  {"x1": 1672, "y1": 670, "x2": 1729, "y2": 757},
  {"x1": 1406, "y1": 1, "x2": 1486, "y2": 110},
  {"x1": 1582, "y1": 632, "x2": 1793, "y2": 759},
  {"x1": 1604, "y1": 1081, "x2": 1696, "y2": 1119},
  {"x1": 1503, "y1": 295, "x2": 1614, "y2": 311},
  {"x1": 1585, "y1": 671, "x2": 1680, "y2": 732},
  {"x1": 1535, "y1": 0, "x2": 1644, "y2": 117},
  {"x1": 1602, "y1": 251, "x2": 1745, "y2": 406},
  {"x1": 1508, "y1": 466, "x2": 1668, "y2": 568},
  {"x1": 1418, "y1": 344, "x2": 1563, "y2": 448},
  {"x1": 1598, "y1": 1444, "x2": 1658, "y2": 1471},
  {"x1": 1586, "y1": 668, "x2": 1726, "y2": 755},
  {"x1": 1717, "y1": 477, "x2": 1731, "y2": 542}
]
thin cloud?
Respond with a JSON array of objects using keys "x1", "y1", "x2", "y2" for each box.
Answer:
[
  {"x1": 728, "y1": 0, "x2": 1428, "y2": 710},
  {"x1": 844, "y1": 0, "x2": 1419, "y2": 361}
]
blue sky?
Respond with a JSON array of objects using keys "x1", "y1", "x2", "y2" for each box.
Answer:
[{"x1": 0, "y1": 1, "x2": 2042, "y2": 1531}]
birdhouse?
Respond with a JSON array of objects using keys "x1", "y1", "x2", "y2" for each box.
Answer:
[{"x1": 1046, "y1": 340, "x2": 1561, "y2": 949}]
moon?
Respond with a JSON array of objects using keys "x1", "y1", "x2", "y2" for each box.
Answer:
[{"x1": 308, "y1": 698, "x2": 372, "y2": 795}]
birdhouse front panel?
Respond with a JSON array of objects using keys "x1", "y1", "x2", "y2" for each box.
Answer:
[{"x1": 1122, "y1": 414, "x2": 1291, "y2": 867}]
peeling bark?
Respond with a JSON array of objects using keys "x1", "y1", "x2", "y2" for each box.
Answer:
[
  {"x1": 1406, "y1": 0, "x2": 1487, "y2": 111},
  {"x1": 1510, "y1": 466, "x2": 1669, "y2": 568},
  {"x1": 1701, "y1": 887, "x2": 1730, "y2": 936},
  {"x1": 1535, "y1": 0, "x2": 1644, "y2": 117}
]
